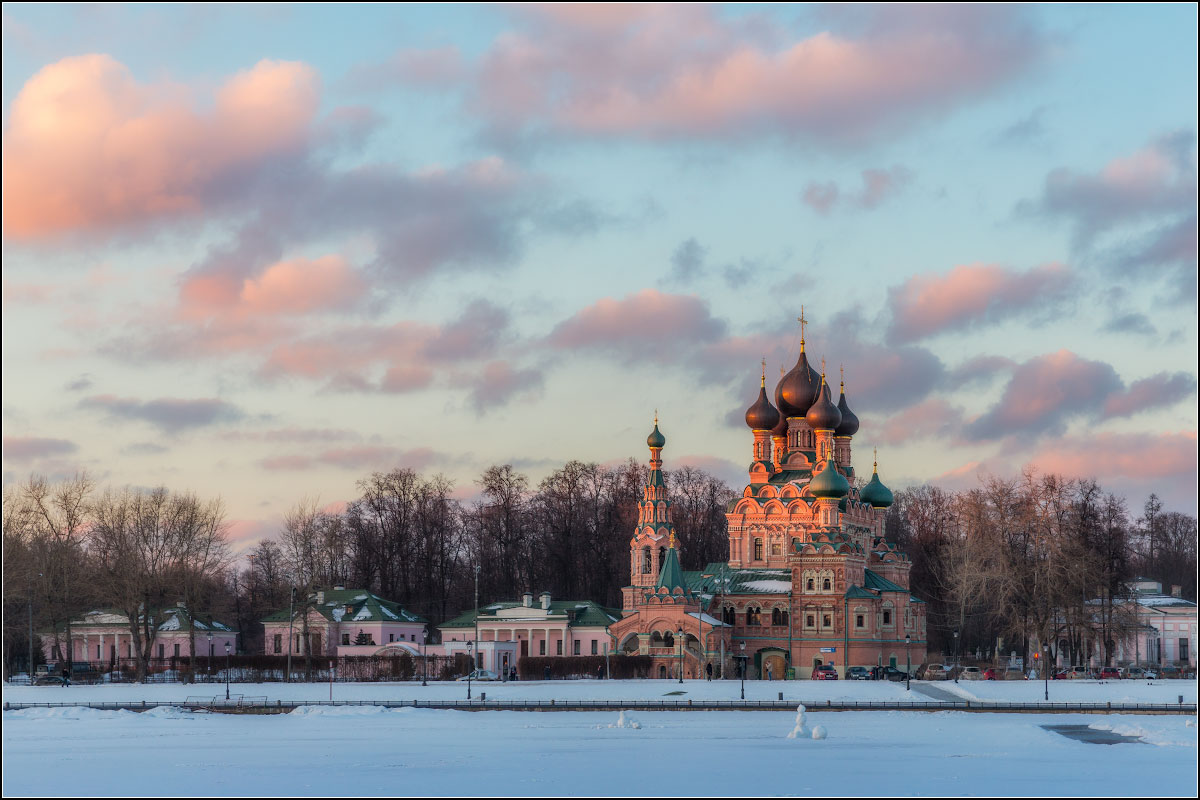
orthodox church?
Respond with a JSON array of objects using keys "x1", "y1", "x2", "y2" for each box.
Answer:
[{"x1": 609, "y1": 317, "x2": 927, "y2": 679}]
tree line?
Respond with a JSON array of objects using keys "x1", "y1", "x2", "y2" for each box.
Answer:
[{"x1": 3, "y1": 463, "x2": 1194, "y2": 677}]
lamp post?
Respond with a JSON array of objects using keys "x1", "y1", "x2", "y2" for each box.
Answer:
[
  {"x1": 467, "y1": 639, "x2": 474, "y2": 700},
  {"x1": 207, "y1": 632, "x2": 213, "y2": 682},
  {"x1": 953, "y1": 629, "x2": 960, "y2": 684},
  {"x1": 739, "y1": 642, "x2": 747, "y2": 700},
  {"x1": 905, "y1": 634, "x2": 911, "y2": 692},
  {"x1": 676, "y1": 627, "x2": 684, "y2": 683},
  {"x1": 472, "y1": 564, "x2": 480, "y2": 676},
  {"x1": 224, "y1": 641, "x2": 231, "y2": 700},
  {"x1": 1043, "y1": 645, "x2": 1049, "y2": 701},
  {"x1": 286, "y1": 587, "x2": 296, "y2": 684},
  {"x1": 421, "y1": 626, "x2": 428, "y2": 687}
]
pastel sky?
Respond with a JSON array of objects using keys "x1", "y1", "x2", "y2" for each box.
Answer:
[{"x1": 3, "y1": 4, "x2": 1197, "y2": 553}]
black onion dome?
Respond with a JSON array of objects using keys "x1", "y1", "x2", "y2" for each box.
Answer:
[
  {"x1": 771, "y1": 408, "x2": 789, "y2": 436},
  {"x1": 744, "y1": 384, "x2": 781, "y2": 431},
  {"x1": 777, "y1": 348, "x2": 822, "y2": 418},
  {"x1": 805, "y1": 377, "x2": 842, "y2": 431},
  {"x1": 835, "y1": 384, "x2": 860, "y2": 437}
]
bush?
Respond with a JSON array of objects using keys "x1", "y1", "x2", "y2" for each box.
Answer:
[{"x1": 517, "y1": 655, "x2": 652, "y2": 680}]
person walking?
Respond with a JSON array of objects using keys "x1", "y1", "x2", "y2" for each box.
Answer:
[
  {"x1": 705, "y1": 662, "x2": 713, "y2": 681},
  {"x1": 766, "y1": 664, "x2": 773, "y2": 682},
  {"x1": 61, "y1": 664, "x2": 70, "y2": 687}
]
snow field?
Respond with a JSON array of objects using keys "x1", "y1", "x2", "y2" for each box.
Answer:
[{"x1": 3, "y1": 705, "x2": 1195, "y2": 796}]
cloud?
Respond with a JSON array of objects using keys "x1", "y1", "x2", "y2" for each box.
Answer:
[
  {"x1": 1020, "y1": 131, "x2": 1196, "y2": 248},
  {"x1": 217, "y1": 427, "x2": 360, "y2": 444},
  {"x1": 3, "y1": 436, "x2": 78, "y2": 463},
  {"x1": 868, "y1": 398, "x2": 966, "y2": 446},
  {"x1": 667, "y1": 237, "x2": 708, "y2": 283},
  {"x1": 547, "y1": 289, "x2": 726, "y2": 363},
  {"x1": 260, "y1": 445, "x2": 437, "y2": 471},
  {"x1": 802, "y1": 182, "x2": 839, "y2": 214},
  {"x1": 887, "y1": 262, "x2": 1074, "y2": 343},
  {"x1": 64, "y1": 374, "x2": 94, "y2": 392},
  {"x1": 450, "y1": 4, "x2": 1047, "y2": 146},
  {"x1": 1102, "y1": 372, "x2": 1197, "y2": 419},
  {"x1": 945, "y1": 355, "x2": 1017, "y2": 390},
  {"x1": 1100, "y1": 312, "x2": 1156, "y2": 337},
  {"x1": 3, "y1": 55, "x2": 319, "y2": 238},
  {"x1": 179, "y1": 255, "x2": 367, "y2": 321},
  {"x1": 80, "y1": 395, "x2": 244, "y2": 432},
  {"x1": 802, "y1": 166, "x2": 913, "y2": 214},
  {"x1": 461, "y1": 360, "x2": 545, "y2": 413},
  {"x1": 345, "y1": 46, "x2": 466, "y2": 91}
]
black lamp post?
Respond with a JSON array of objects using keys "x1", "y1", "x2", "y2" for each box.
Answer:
[
  {"x1": 953, "y1": 629, "x2": 960, "y2": 684},
  {"x1": 207, "y1": 632, "x2": 213, "y2": 681},
  {"x1": 467, "y1": 639, "x2": 474, "y2": 700},
  {"x1": 1043, "y1": 644, "x2": 1049, "y2": 701},
  {"x1": 421, "y1": 626, "x2": 428, "y2": 687},
  {"x1": 224, "y1": 641, "x2": 231, "y2": 700},
  {"x1": 905, "y1": 634, "x2": 911, "y2": 692},
  {"x1": 677, "y1": 627, "x2": 684, "y2": 684},
  {"x1": 738, "y1": 642, "x2": 747, "y2": 700}
]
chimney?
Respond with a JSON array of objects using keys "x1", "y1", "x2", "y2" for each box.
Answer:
[
  {"x1": 540, "y1": 592, "x2": 551, "y2": 610},
  {"x1": 522, "y1": 592, "x2": 533, "y2": 608},
  {"x1": 316, "y1": 590, "x2": 324, "y2": 604},
  {"x1": 1171, "y1": 585, "x2": 1182, "y2": 598}
]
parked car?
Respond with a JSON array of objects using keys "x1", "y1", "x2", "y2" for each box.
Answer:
[
  {"x1": 1098, "y1": 667, "x2": 1121, "y2": 680},
  {"x1": 1142, "y1": 667, "x2": 1160, "y2": 679},
  {"x1": 983, "y1": 667, "x2": 999, "y2": 680},
  {"x1": 1066, "y1": 666, "x2": 1094, "y2": 680},
  {"x1": 846, "y1": 666, "x2": 871, "y2": 681},
  {"x1": 811, "y1": 665, "x2": 839, "y2": 680},
  {"x1": 1159, "y1": 664, "x2": 1181, "y2": 679},
  {"x1": 960, "y1": 666, "x2": 982, "y2": 681},
  {"x1": 456, "y1": 669, "x2": 499, "y2": 682},
  {"x1": 1120, "y1": 666, "x2": 1145, "y2": 679},
  {"x1": 924, "y1": 664, "x2": 950, "y2": 681},
  {"x1": 881, "y1": 666, "x2": 908, "y2": 682},
  {"x1": 7, "y1": 672, "x2": 32, "y2": 685}
]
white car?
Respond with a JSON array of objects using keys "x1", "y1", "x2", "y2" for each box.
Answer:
[
  {"x1": 960, "y1": 666, "x2": 982, "y2": 680},
  {"x1": 456, "y1": 669, "x2": 500, "y2": 682},
  {"x1": 924, "y1": 664, "x2": 950, "y2": 680}
]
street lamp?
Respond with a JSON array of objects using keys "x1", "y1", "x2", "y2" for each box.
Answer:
[
  {"x1": 905, "y1": 634, "x2": 911, "y2": 692},
  {"x1": 286, "y1": 587, "x2": 296, "y2": 684},
  {"x1": 953, "y1": 629, "x2": 960, "y2": 684},
  {"x1": 207, "y1": 632, "x2": 214, "y2": 682},
  {"x1": 738, "y1": 641, "x2": 747, "y2": 700},
  {"x1": 224, "y1": 641, "x2": 231, "y2": 701},
  {"x1": 467, "y1": 640, "x2": 474, "y2": 700},
  {"x1": 421, "y1": 626, "x2": 428, "y2": 687},
  {"x1": 1043, "y1": 645, "x2": 1049, "y2": 701},
  {"x1": 677, "y1": 627, "x2": 684, "y2": 684}
]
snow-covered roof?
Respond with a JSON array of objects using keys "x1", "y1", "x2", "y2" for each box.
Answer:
[
  {"x1": 686, "y1": 612, "x2": 728, "y2": 627},
  {"x1": 740, "y1": 579, "x2": 791, "y2": 593}
]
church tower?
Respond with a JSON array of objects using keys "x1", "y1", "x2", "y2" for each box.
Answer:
[{"x1": 627, "y1": 416, "x2": 676, "y2": 595}]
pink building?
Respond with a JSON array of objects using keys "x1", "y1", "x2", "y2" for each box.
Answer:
[
  {"x1": 261, "y1": 587, "x2": 427, "y2": 656},
  {"x1": 1096, "y1": 580, "x2": 1196, "y2": 668},
  {"x1": 438, "y1": 592, "x2": 620, "y2": 677},
  {"x1": 40, "y1": 605, "x2": 238, "y2": 664}
]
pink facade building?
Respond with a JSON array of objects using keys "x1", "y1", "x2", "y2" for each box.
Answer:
[
  {"x1": 261, "y1": 587, "x2": 427, "y2": 656},
  {"x1": 611, "y1": 328, "x2": 927, "y2": 679},
  {"x1": 40, "y1": 605, "x2": 237, "y2": 664}
]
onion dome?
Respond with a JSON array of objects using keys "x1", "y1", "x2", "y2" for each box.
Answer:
[
  {"x1": 777, "y1": 346, "x2": 822, "y2": 418},
  {"x1": 745, "y1": 371, "x2": 781, "y2": 431},
  {"x1": 834, "y1": 377, "x2": 859, "y2": 437},
  {"x1": 860, "y1": 455, "x2": 894, "y2": 508},
  {"x1": 771, "y1": 409, "x2": 789, "y2": 437},
  {"x1": 805, "y1": 375, "x2": 842, "y2": 431},
  {"x1": 808, "y1": 454, "x2": 850, "y2": 499},
  {"x1": 647, "y1": 418, "x2": 666, "y2": 449}
]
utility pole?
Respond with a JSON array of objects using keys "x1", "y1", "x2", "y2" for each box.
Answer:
[{"x1": 286, "y1": 587, "x2": 296, "y2": 683}]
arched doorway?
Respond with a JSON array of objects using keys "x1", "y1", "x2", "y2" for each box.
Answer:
[
  {"x1": 658, "y1": 664, "x2": 667, "y2": 679},
  {"x1": 758, "y1": 648, "x2": 787, "y2": 681}
]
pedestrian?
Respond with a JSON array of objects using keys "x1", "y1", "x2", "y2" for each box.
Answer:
[
  {"x1": 543, "y1": 664, "x2": 551, "y2": 681},
  {"x1": 510, "y1": 666, "x2": 518, "y2": 682},
  {"x1": 597, "y1": 663, "x2": 604, "y2": 681},
  {"x1": 767, "y1": 664, "x2": 773, "y2": 681},
  {"x1": 705, "y1": 661, "x2": 713, "y2": 681},
  {"x1": 61, "y1": 664, "x2": 70, "y2": 687}
]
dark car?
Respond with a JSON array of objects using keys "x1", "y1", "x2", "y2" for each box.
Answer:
[
  {"x1": 1098, "y1": 667, "x2": 1121, "y2": 680},
  {"x1": 846, "y1": 666, "x2": 871, "y2": 681},
  {"x1": 881, "y1": 666, "x2": 908, "y2": 682},
  {"x1": 812, "y1": 665, "x2": 839, "y2": 680}
]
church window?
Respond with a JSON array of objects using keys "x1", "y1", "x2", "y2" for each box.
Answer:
[
  {"x1": 771, "y1": 542, "x2": 781, "y2": 556},
  {"x1": 823, "y1": 614, "x2": 832, "y2": 627},
  {"x1": 806, "y1": 615, "x2": 815, "y2": 628},
  {"x1": 856, "y1": 615, "x2": 864, "y2": 628},
  {"x1": 747, "y1": 607, "x2": 761, "y2": 626},
  {"x1": 723, "y1": 606, "x2": 735, "y2": 625},
  {"x1": 771, "y1": 608, "x2": 789, "y2": 626},
  {"x1": 662, "y1": 631, "x2": 674, "y2": 647},
  {"x1": 806, "y1": 578, "x2": 815, "y2": 591},
  {"x1": 642, "y1": 546, "x2": 651, "y2": 574},
  {"x1": 883, "y1": 610, "x2": 892, "y2": 625},
  {"x1": 823, "y1": 578, "x2": 831, "y2": 591},
  {"x1": 753, "y1": 539, "x2": 763, "y2": 560}
]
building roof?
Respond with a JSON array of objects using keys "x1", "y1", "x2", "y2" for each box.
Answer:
[
  {"x1": 262, "y1": 588, "x2": 426, "y2": 625},
  {"x1": 844, "y1": 585, "x2": 877, "y2": 600},
  {"x1": 862, "y1": 569, "x2": 907, "y2": 593},
  {"x1": 439, "y1": 599, "x2": 621, "y2": 630},
  {"x1": 656, "y1": 546, "x2": 689, "y2": 593},
  {"x1": 47, "y1": 607, "x2": 236, "y2": 634},
  {"x1": 688, "y1": 564, "x2": 793, "y2": 595}
]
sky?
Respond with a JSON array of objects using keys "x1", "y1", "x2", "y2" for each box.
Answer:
[{"x1": 2, "y1": 3, "x2": 1197, "y2": 554}]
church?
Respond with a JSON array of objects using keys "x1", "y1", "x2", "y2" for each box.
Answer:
[{"x1": 609, "y1": 317, "x2": 927, "y2": 679}]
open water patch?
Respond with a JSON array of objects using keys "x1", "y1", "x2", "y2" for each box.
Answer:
[{"x1": 1042, "y1": 724, "x2": 1143, "y2": 745}]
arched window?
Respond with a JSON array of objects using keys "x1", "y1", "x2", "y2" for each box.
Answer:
[
  {"x1": 771, "y1": 608, "x2": 789, "y2": 626},
  {"x1": 747, "y1": 607, "x2": 761, "y2": 626},
  {"x1": 661, "y1": 631, "x2": 674, "y2": 647},
  {"x1": 753, "y1": 538, "x2": 764, "y2": 561},
  {"x1": 723, "y1": 606, "x2": 735, "y2": 625},
  {"x1": 658, "y1": 547, "x2": 666, "y2": 568},
  {"x1": 641, "y1": 546, "x2": 651, "y2": 574},
  {"x1": 806, "y1": 578, "x2": 815, "y2": 591},
  {"x1": 823, "y1": 578, "x2": 832, "y2": 591}
]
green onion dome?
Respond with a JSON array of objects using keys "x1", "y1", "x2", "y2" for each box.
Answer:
[
  {"x1": 745, "y1": 380, "x2": 781, "y2": 431},
  {"x1": 808, "y1": 454, "x2": 850, "y2": 498},
  {"x1": 860, "y1": 461, "x2": 894, "y2": 508},
  {"x1": 647, "y1": 419, "x2": 666, "y2": 449},
  {"x1": 835, "y1": 382, "x2": 860, "y2": 437},
  {"x1": 777, "y1": 346, "x2": 822, "y2": 418},
  {"x1": 805, "y1": 376, "x2": 842, "y2": 431}
]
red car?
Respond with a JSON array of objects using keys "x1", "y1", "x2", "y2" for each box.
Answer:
[
  {"x1": 983, "y1": 668, "x2": 999, "y2": 680},
  {"x1": 812, "y1": 665, "x2": 839, "y2": 680},
  {"x1": 1099, "y1": 667, "x2": 1121, "y2": 680}
]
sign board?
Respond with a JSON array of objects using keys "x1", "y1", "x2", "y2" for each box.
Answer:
[{"x1": 819, "y1": 647, "x2": 836, "y2": 653}]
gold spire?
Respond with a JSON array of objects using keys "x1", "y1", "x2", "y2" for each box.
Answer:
[
  {"x1": 798, "y1": 306, "x2": 807, "y2": 351},
  {"x1": 669, "y1": 531, "x2": 676, "y2": 549},
  {"x1": 821, "y1": 356, "x2": 826, "y2": 377},
  {"x1": 840, "y1": 364, "x2": 845, "y2": 391},
  {"x1": 654, "y1": 409, "x2": 658, "y2": 426},
  {"x1": 873, "y1": 446, "x2": 878, "y2": 473},
  {"x1": 761, "y1": 357, "x2": 766, "y2": 387}
]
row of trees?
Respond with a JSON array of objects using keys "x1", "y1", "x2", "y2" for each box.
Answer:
[
  {"x1": 887, "y1": 473, "x2": 1197, "y2": 667},
  {"x1": 4, "y1": 463, "x2": 1194, "y2": 676}
]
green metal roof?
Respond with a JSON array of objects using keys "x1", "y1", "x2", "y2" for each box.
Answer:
[
  {"x1": 844, "y1": 585, "x2": 877, "y2": 600},
  {"x1": 863, "y1": 568, "x2": 907, "y2": 593},
  {"x1": 262, "y1": 589, "x2": 426, "y2": 625},
  {"x1": 656, "y1": 546, "x2": 688, "y2": 592},
  {"x1": 688, "y1": 564, "x2": 792, "y2": 595},
  {"x1": 438, "y1": 599, "x2": 621, "y2": 630}
]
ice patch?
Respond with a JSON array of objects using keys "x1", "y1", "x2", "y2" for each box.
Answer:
[{"x1": 289, "y1": 705, "x2": 392, "y2": 717}]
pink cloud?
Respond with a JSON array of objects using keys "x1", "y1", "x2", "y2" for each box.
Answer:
[
  {"x1": 461, "y1": 360, "x2": 545, "y2": 412},
  {"x1": 802, "y1": 182, "x2": 838, "y2": 214},
  {"x1": 3, "y1": 436, "x2": 78, "y2": 463},
  {"x1": 3, "y1": 55, "x2": 319, "y2": 238},
  {"x1": 179, "y1": 255, "x2": 366, "y2": 321},
  {"x1": 887, "y1": 262, "x2": 1073, "y2": 343},
  {"x1": 858, "y1": 166, "x2": 913, "y2": 209},
  {"x1": 457, "y1": 4, "x2": 1044, "y2": 144},
  {"x1": 1027, "y1": 432, "x2": 1197, "y2": 482},
  {"x1": 1102, "y1": 372, "x2": 1197, "y2": 419},
  {"x1": 868, "y1": 398, "x2": 965, "y2": 446},
  {"x1": 548, "y1": 289, "x2": 725, "y2": 361}
]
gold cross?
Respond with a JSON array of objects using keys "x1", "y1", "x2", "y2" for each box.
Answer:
[
  {"x1": 798, "y1": 306, "x2": 807, "y2": 346},
  {"x1": 761, "y1": 357, "x2": 766, "y2": 386}
]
